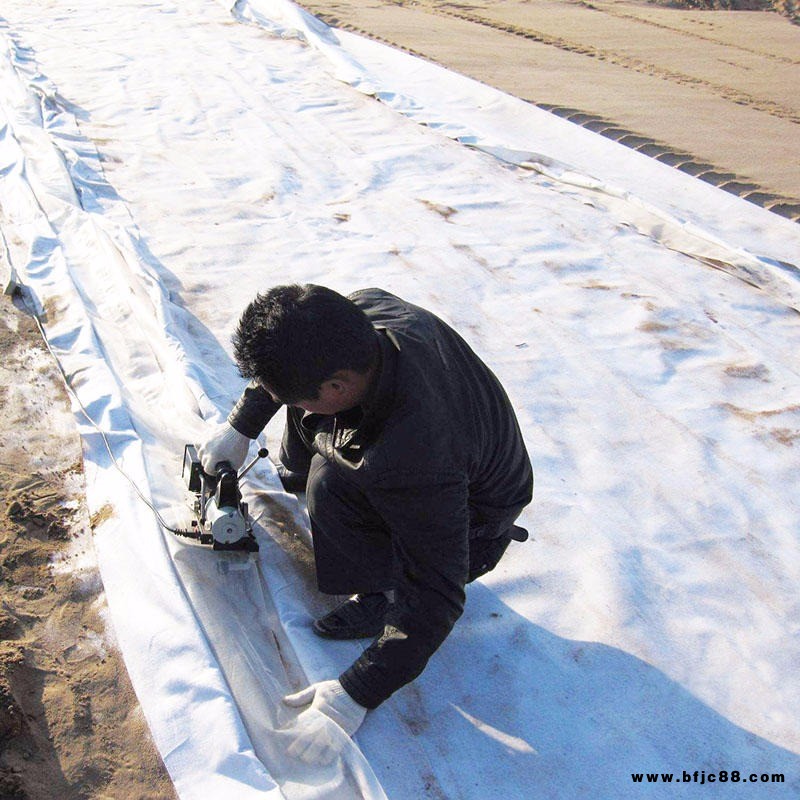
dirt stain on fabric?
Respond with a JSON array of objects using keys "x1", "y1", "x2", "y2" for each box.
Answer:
[
  {"x1": 419, "y1": 199, "x2": 458, "y2": 221},
  {"x1": 771, "y1": 428, "x2": 800, "y2": 447},
  {"x1": 89, "y1": 504, "x2": 115, "y2": 530},
  {"x1": 41, "y1": 296, "x2": 65, "y2": 326},
  {"x1": 724, "y1": 363, "x2": 770, "y2": 381},
  {"x1": 638, "y1": 320, "x2": 670, "y2": 333},
  {"x1": 719, "y1": 402, "x2": 800, "y2": 422},
  {"x1": 421, "y1": 770, "x2": 450, "y2": 800}
]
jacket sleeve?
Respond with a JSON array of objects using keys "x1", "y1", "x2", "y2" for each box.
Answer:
[
  {"x1": 227, "y1": 381, "x2": 282, "y2": 438},
  {"x1": 338, "y1": 476, "x2": 469, "y2": 709}
]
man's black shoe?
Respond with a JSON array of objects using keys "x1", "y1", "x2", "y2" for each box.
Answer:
[
  {"x1": 276, "y1": 464, "x2": 308, "y2": 493},
  {"x1": 312, "y1": 592, "x2": 389, "y2": 640}
]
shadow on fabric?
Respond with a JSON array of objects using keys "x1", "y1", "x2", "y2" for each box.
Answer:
[{"x1": 362, "y1": 579, "x2": 799, "y2": 799}]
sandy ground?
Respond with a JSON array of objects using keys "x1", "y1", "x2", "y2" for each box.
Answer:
[
  {"x1": 0, "y1": 2, "x2": 797, "y2": 799},
  {"x1": 298, "y1": 0, "x2": 800, "y2": 218},
  {"x1": 0, "y1": 287, "x2": 177, "y2": 800}
]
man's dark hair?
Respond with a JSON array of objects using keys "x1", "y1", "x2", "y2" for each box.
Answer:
[{"x1": 233, "y1": 284, "x2": 377, "y2": 403}]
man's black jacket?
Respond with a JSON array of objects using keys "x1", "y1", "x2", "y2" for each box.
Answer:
[{"x1": 228, "y1": 288, "x2": 533, "y2": 708}]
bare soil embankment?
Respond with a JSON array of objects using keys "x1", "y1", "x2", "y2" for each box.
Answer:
[
  {"x1": 0, "y1": 289, "x2": 177, "y2": 800},
  {"x1": 299, "y1": 0, "x2": 800, "y2": 220}
]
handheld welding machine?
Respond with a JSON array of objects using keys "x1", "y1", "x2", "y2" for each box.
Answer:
[{"x1": 176, "y1": 444, "x2": 268, "y2": 552}]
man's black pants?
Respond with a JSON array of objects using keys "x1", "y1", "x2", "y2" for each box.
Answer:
[{"x1": 279, "y1": 408, "x2": 527, "y2": 595}]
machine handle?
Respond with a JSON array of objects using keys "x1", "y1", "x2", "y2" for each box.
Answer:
[{"x1": 238, "y1": 447, "x2": 269, "y2": 480}]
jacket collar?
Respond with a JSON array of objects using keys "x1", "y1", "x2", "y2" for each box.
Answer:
[{"x1": 299, "y1": 328, "x2": 399, "y2": 449}]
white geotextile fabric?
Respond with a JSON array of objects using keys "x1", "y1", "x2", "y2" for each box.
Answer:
[{"x1": 1, "y1": 0, "x2": 799, "y2": 797}]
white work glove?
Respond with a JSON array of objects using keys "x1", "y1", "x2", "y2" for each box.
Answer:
[
  {"x1": 197, "y1": 421, "x2": 250, "y2": 474},
  {"x1": 283, "y1": 680, "x2": 367, "y2": 764}
]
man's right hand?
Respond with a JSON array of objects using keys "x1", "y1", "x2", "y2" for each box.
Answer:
[
  {"x1": 283, "y1": 680, "x2": 367, "y2": 764},
  {"x1": 197, "y1": 422, "x2": 250, "y2": 474}
]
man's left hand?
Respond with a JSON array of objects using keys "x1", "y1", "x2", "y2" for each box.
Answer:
[{"x1": 283, "y1": 680, "x2": 367, "y2": 763}]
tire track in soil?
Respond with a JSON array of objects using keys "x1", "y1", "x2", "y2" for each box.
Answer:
[
  {"x1": 426, "y1": 2, "x2": 800, "y2": 125},
  {"x1": 579, "y1": 1, "x2": 800, "y2": 66},
  {"x1": 303, "y1": 2, "x2": 800, "y2": 222}
]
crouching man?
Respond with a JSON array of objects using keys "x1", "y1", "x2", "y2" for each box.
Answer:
[{"x1": 199, "y1": 285, "x2": 533, "y2": 759}]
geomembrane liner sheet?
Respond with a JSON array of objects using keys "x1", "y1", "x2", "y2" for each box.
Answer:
[{"x1": 1, "y1": 1, "x2": 799, "y2": 797}]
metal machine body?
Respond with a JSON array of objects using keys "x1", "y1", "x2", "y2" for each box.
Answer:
[{"x1": 177, "y1": 444, "x2": 265, "y2": 552}]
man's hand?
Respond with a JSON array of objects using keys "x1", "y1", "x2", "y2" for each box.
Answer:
[
  {"x1": 283, "y1": 680, "x2": 367, "y2": 764},
  {"x1": 197, "y1": 422, "x2": 250, "y2": 473}
]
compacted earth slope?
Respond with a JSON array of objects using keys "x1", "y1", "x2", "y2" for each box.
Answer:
[
  {"x1": 0, "y1": 288, "x2": 176, "y2": 800},
  {"x1": 298, "y1": 0, "x2": 800, "y2": 217}
]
